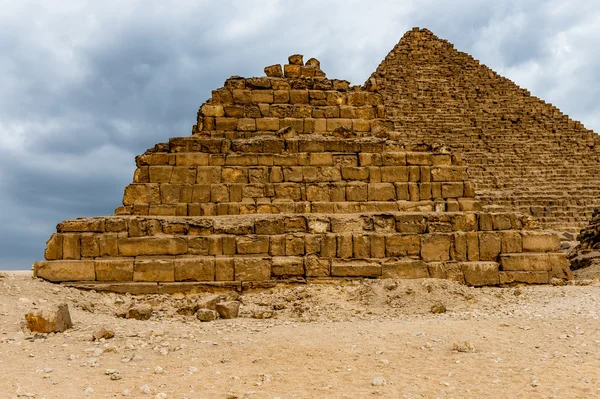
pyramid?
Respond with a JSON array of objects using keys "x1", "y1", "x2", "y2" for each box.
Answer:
[
  {"x1": 368, "y1": 28, "x2": 600, "y2": 232},
  {"x1": 33, "y1": 38, "x2": 572, "y2": 291}
]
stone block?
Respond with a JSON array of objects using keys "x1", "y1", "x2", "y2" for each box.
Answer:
[
  {"x1": 479, "y1": 232, "x2": 501, "y2": 261},
  {"x1": 522, "y1": 232, "x2": 560, "y2": 252},
  {"x1": 331, "y1": 262, "x2": 381, "y2": 277},
  {"x1": 501, "y1": 231, "x2": 523, "y2": 253},
  {"x1": 395, "y1": 214, "x2": 427, "y2": 234},
  {"x1": 118, "y1": 237, "x2": 187, "y2": 257},
  {"x1": 63, "y1": 234, "x2": 81, "y2": 260},
  {"x1": 34, "y1": 260, "x2": 96, "y2": 282},
  {"x1": 492, "y1": 213, "x2": 512, "y2": 230},
  {"x1": 251, "y1": 90, "x2": 274, "y2": 104},
  {"x1": 236, "y1": 236, "x2": 269, "y2": 254},
  {"x1": 45, "y1": 234, "x2": 63, "y2": 260},
  {"x1": 272, "y1": 256, "x2": 304, "y2": 276},
  {"x1": 421, "y1": 234, "x2": 451, "y2": 262},
  {"x1": 215, "y1": 258, "x2": 234, "y2": 281},
  {"x1": 452, "y1": 232, "x2": 467, "y2": 261},
  {"x1": 368, "y1": 183, "x2": 396, "y2": 201},
  {"x1": 232, "y1": 89, "x2": 252, "y2": 104},
  {"x1": 174, "y1": 257, "x2": 215, "y2": 281},
  {"x1": 284, "y1": 64, "x2": 301, "y2": 78},
  {"x1": 451, "y1": 213, "x2": 478, "y2": 231},
  {"x1": 381, "y1": 166, "x2": 408, "y2": 182},
  {"x1": 305, "y1": 255, "x2": 331, "y2": 277},
  {"x1": 441, "y1": 183, "x2": 464, "y2": 198},
  {"x1": 499, "y1": 271, "x2": 549, "y2": 285},
  {"x1": 500, "y1": 253, "x2": 567, "y2": 272},
  {"x1": 353, "y1": 234, "x2": 371, "y2": 258},
  {"x1": 94, "y1": 258, "x2": 134, "y2": 281},
  {"x1": 264, "y1": 64, "x2": 283, "y2": 77},
  {"x1": 430, "y1": 166, "x2": 466, "y2": 182},
  {"x1": 381, "y1": 260, "x2": 429, "y2": 279},
  {"x1": 386, "y1": 234, "x2": 420, "y2": 256},
  {"x1": 133, "y1": 258, "x2": 175, "y2": 282},
  {"x1": 406, "y1": 152, "x2": 432, "y2": 166},
  {"x1": 234, "y1": 257, "x2": 271, "y2": 281},
  {"x1": 461, "y1": 262, "x2": 499, "y2": 286},
  {"x1": 382, "y1": 152, "x2": 406, "y2": 166},
  {"x1": 286, "y1": 234, "x2": 305, "y2": 255},
  {"x1": 326, "y1": 119, "x2": 352, "y2": 131}
]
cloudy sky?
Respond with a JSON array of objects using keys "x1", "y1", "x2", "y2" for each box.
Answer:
[{"x1": 1, "y1": 0, "x2": 599, "y2": 269}]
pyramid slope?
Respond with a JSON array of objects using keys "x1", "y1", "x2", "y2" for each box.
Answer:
[{"x1": 368, "y1": 28, "x2": 600, "y2": 232}]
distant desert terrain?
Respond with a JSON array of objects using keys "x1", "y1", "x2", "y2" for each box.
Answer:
[{"x1": 1, "y1": 271, "x2": 599, "y2": 399}]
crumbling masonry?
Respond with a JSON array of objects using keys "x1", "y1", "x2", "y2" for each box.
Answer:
[{"x1": 34, "y1": 28, "x2": 580, "y2": 289}]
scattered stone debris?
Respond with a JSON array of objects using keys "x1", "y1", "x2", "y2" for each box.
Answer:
[
  {"x1": 117, "y1": 305, "x2": 152, "y2": 320},
  {"x1": 196, "y1": 309, "x2": 218, "y2": 322},
  {"x1": 452, "y1": 342, "x2": 475, "y2": 353},
  {"x1": 216, "y1": 301, "x2": 240, "y2": 319},
  {"x1": 25, "y1": 303, "x2": 72, "y2": 333}
]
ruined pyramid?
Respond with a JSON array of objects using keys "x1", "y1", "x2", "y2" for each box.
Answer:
[{"x1": 33, "y1": 28, "x2": 574, "y2": 290}]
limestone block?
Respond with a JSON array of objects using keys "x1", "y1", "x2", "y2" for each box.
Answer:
[
  {"x1": 80, "y1": 234, "x2": 100, "y2": 258},
  {"x1": 341, "y1": 167, "x2": 370, "y2": 181},
  {"x1": 501, "y1": 231, "x2": 522, "y2": 253},
  {"x1": 58, "y1": 218, "x2": 106, "y2": 233},
  {"x1": 95, "y1": 258, "x2": 134, "y2": 281},
  {"x1": 337, "y1": 234, "x2": 353, "y2": 259},
  {"x1": 211, "y1": 185, "x2": 230, "y2": 202},
  {"x1": 264, "y1": 64, "x2": 283, "y2": 77},
  {"x1": 215, "y1": 117, "x2": 238, "y2": 130},
  {"x1": 34, "y1": 260, "x2": 95, "y2": 282},
  {"x1": 236, "y1": 236, "x2": 270, "y2": 254},
  {"x1": 479, "y1": 213, "x2": 493, "y2": 231},
  {"x1": 200, "y1": 104, "x2": 224, "y2": 117},
  {"x1": 251, "y1": 90, "x2": 274, "y2": 104},
  {"x1": 421, "y1": 234, "x2": 451, "y2": 262},
  {"x1": 492, "y1": 213, "x2": 512, "y2": 230},
  {"x1": 284, "y1": 64, "x2": 301, "y2": 78},
  {"x1": 272, "y1": 256, "x2": 304, "y2": 276},
  {"x1": 451, "y1": 213, "x2": 478, "y2": 231},
  {"x1": 273, "y1": 90, "x2": 289, "y2": 103},
  {"x1": 500, "y1": 253, "x2": 568, "y2": 272},
  {"x1": 118, "y1": 237, "x2": 187, "y2": 257},
  {"x1": 45, "y1": 234, "x2": 63, "y2": 260},
  {"x1": 62, "y1": 234, "x2": 81, "y2": 260},
  {"x1": 215, "y1": 258, "x2": 234, "y2": 281},
  {"x1": 353, "y1": 120, "x2": 371, "y2": 132},
  {"x1": 461, "y1": 262, "x2": 499, "y2": 286},
  {"x1": 256, "y1": 118, "x2": 279, "y2": 131},
  {"x1": 286, "y1": 234, "x2": 305, "y2": 256},
  {"x1": 386, "y1": 235, "x2": 420, "y2": 256},
  {"x1": 255, "y1": 218, "x2": 285, "y2": 235},
  {"x1": 499, "y1": 271, "x2": 549, "y2": 285},
  {"x1": 326, "y1": 119, "x2": 352, "y2": 132},
  {"x1": 406, "y1": 152, "x2": 432, "y2": 166},
  {"x1": 286, "y1": 216, "x2": 307, "y2": 232},
  {"x1": 430, "y1": 166, "x2": 466, "y2": 182},
  {"x1": 381, "y1": 166, "x2": 408, "y2": 182},
  {"x1": 431, "y1": 154, "x2": 452, "y2": 166},
  {"x1": 331, "y1": 262, "x2": 381, "y2": 277},
  {"x1": 479, "y1": 232, "x2": 501, "y2": 261},
  {"x1": 232, "y1": 89, "x2": 252, "y2": 104},
  {"x1": 522, "y1": 232, "x2": 560, "y2": 252},
  {"x1": 371, "y1": 234, "x2": 385, "y2": 258},
  {"x1": 452, "y1": 232, "x2": 467, "y2": 261},
  {"x1": 346, "y1": 183, "x2": 368, "y2": 201},
  {"x1": 441, "y1": 183, "x2": 464, "y2": 198},
  {"x1": 134, "y1": 258, "x2": 175, "y2": 282},
  {"x1": 368, "y1": 183, "x2": 396, "y2": 201},
  {"x1": 381, "y1": 260, "x2": 429, "y2": 279},
  {"x1": 149, "y1": 166, "x2": 173, "y2": 183},
  {"x1": 309, "y1": 152, "x2": 334, "y2": 167},
  {"x1": 353, "y1": 235, "x2": 371, "y2": 258},
  {"x1": 275, "y1": 183, "x2": 301, "y2": 200},
  {"x1": 174, "y1": 257, "x2": 215, "y2": 281},
  {"x1": 395, "y1": 214, "x2": 427, "y2": 234},
  {"x1": 305, "y1": 254, "x2": 330, "y2": 277},
  {"x1": 382, "y1": 152, "x2": 406, "y2": 166},
  {"x1": 234, "y1": 257, "x2": 271, "y2": 281}
]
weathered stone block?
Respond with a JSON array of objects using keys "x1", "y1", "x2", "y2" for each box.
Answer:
[
  {"x1": 118, "y1": 237, "x2": 187, "y2": 257},
  {"x1": 234, "y1": 257, "x2": 271, "y2": 281},
  {"x1": 34, "y1": 260, "x2": 95, "y2": 282},
  {"x1": 461, "y1": 262, "x2": 499, "y2": 286},
  {"x1": 499, "y1": 271, "x2": 549, "y2": 285},
  {"x1": 381, "y1": 260, "x2": 429, "y2": 279},
  {"x1": 174, "y1": 257, "x2": 215, "y2": 281},
  {"x1": 95, "y1": 258, "x2": 134, "y2": 281},
  {"x1": 500, "y1": 253, "x2": 567, "y2": 272},
  {"x1": 215, "y1": 258, "x2": 234, "y2": 281},
  {"x1": 134, "y1": 258, "x2": 175, "y2": 282},
  {"x1": 386, "y1": 235, "x2": 420, "y2": 256},
  {"x1": 272, "y1": 256, "x2": 304, "y2": 276},
  {"x1": 236, "y1": 236, "x2": 269, "y2": 254},
  {"x1": 479, "y1": 232, "x2": 501, "y2": 261},
  {"x1": 522, "y1": 232, "x2": 560, "y2": 252},
  {"x1": 368, "y1": 183, "x2": 396, "y2": 201},
  {"x1": 421, "y1": 234, "x2": 451, "y2": 262},
  {"x1": 331, "y1": 262, "x2": 381, "y2": 277}
]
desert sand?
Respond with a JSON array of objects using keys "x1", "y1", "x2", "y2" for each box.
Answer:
[{"x1": 1, "y1": 271, "x2": 599, "y2": 399}]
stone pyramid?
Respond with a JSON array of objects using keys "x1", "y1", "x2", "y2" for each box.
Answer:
[
  {"x1": 368, "y1": 28, "x2": 600, "y2": 232},
  {"x1": 33, "y1": 35, "x2": 572, "y2": 291}
]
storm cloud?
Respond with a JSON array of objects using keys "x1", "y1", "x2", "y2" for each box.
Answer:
[{"x1": 1, "y1": 0, "x2": 599, "y2": 268}]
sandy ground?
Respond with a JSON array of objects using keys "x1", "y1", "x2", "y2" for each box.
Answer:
[{"x1": 1, "y1": 272, "x2": 599, "y2": 399}]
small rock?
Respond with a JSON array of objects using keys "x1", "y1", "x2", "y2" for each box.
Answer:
[
  {"x1": 550, "y1": 278, "x2": 567, "y2": 286},
  {"x1": 176, "y1": 306, "x2": 196, "y2": 316},
  {"x1": 154, "y1": 366, "x2": 165, "y2": 374},
  {"x1": 264, "y1": 64, "x2": 283, "y2": 78},
  {"x1": 251, "y1": 310, "x2": 274, "y2": 319},
  {"x1": 196, "y1": 294, "x2": 222, "y2": 311},
  {"x1": 92, "y1": 327, "x2": 115, "y2": 341},
  {"x1": 196, "y1": 309, "x2": 218, "y2": 322},
  {"x1": 430, "y1": 303, "x2": 447, "y2": 314},
  {"x1": 124, "y1": 305, "x2": 152, "y2": 320},
  {"x1": 216, "y1": 301, "x2": 240, "y2": 319},
  {"x1": 25, "y1": 303, "x2": 72, "y2": 333},
  {"x1": 155, "y1": 393, "x2": 167, "y2": 399},
  {"x1": 288, "y1": 54, "x2": 304, "y2": 65},
  {"x1": 371, "y1": 376, "x2": 386, "y2": 386}
]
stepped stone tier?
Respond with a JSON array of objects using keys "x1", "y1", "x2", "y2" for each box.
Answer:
[
  {"x1": 34, "y1": 47, "x2": 572, "y2": 289},
  {"x1": 368, "y1": 28, "x2": 600, "y2": 232}
]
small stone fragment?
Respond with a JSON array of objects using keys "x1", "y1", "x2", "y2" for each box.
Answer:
[
  {"x1": 216, "y1": 301, "x2": 240, "y2": 319},
  {"x1": 25, "y1": 303, "x2": 72, "y2": 333},
  {"x1": 124, "y1": 305, "x2": 152, "y2": 320},
  {"x1": 195, "y1": 294, "x2": 222, "y2": 311},
  {"x1": 288, "y1": 54, "x2": 304, "y2": 65},
  {"x1": 92, "y1": 326, "x2": 115, "y2": 341},
  {"x1": 371, "y1": 376, "x2": 386, "y2": 386},
  {"x1": 264, "y1": 64, "x2": 283, "y2": 78},
  {"x1": 430, "y1": 303, "x2": 447, "y2": 314},
  {"x1": 196, "y1": 309, "x2": 218, "y2": 322}
]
